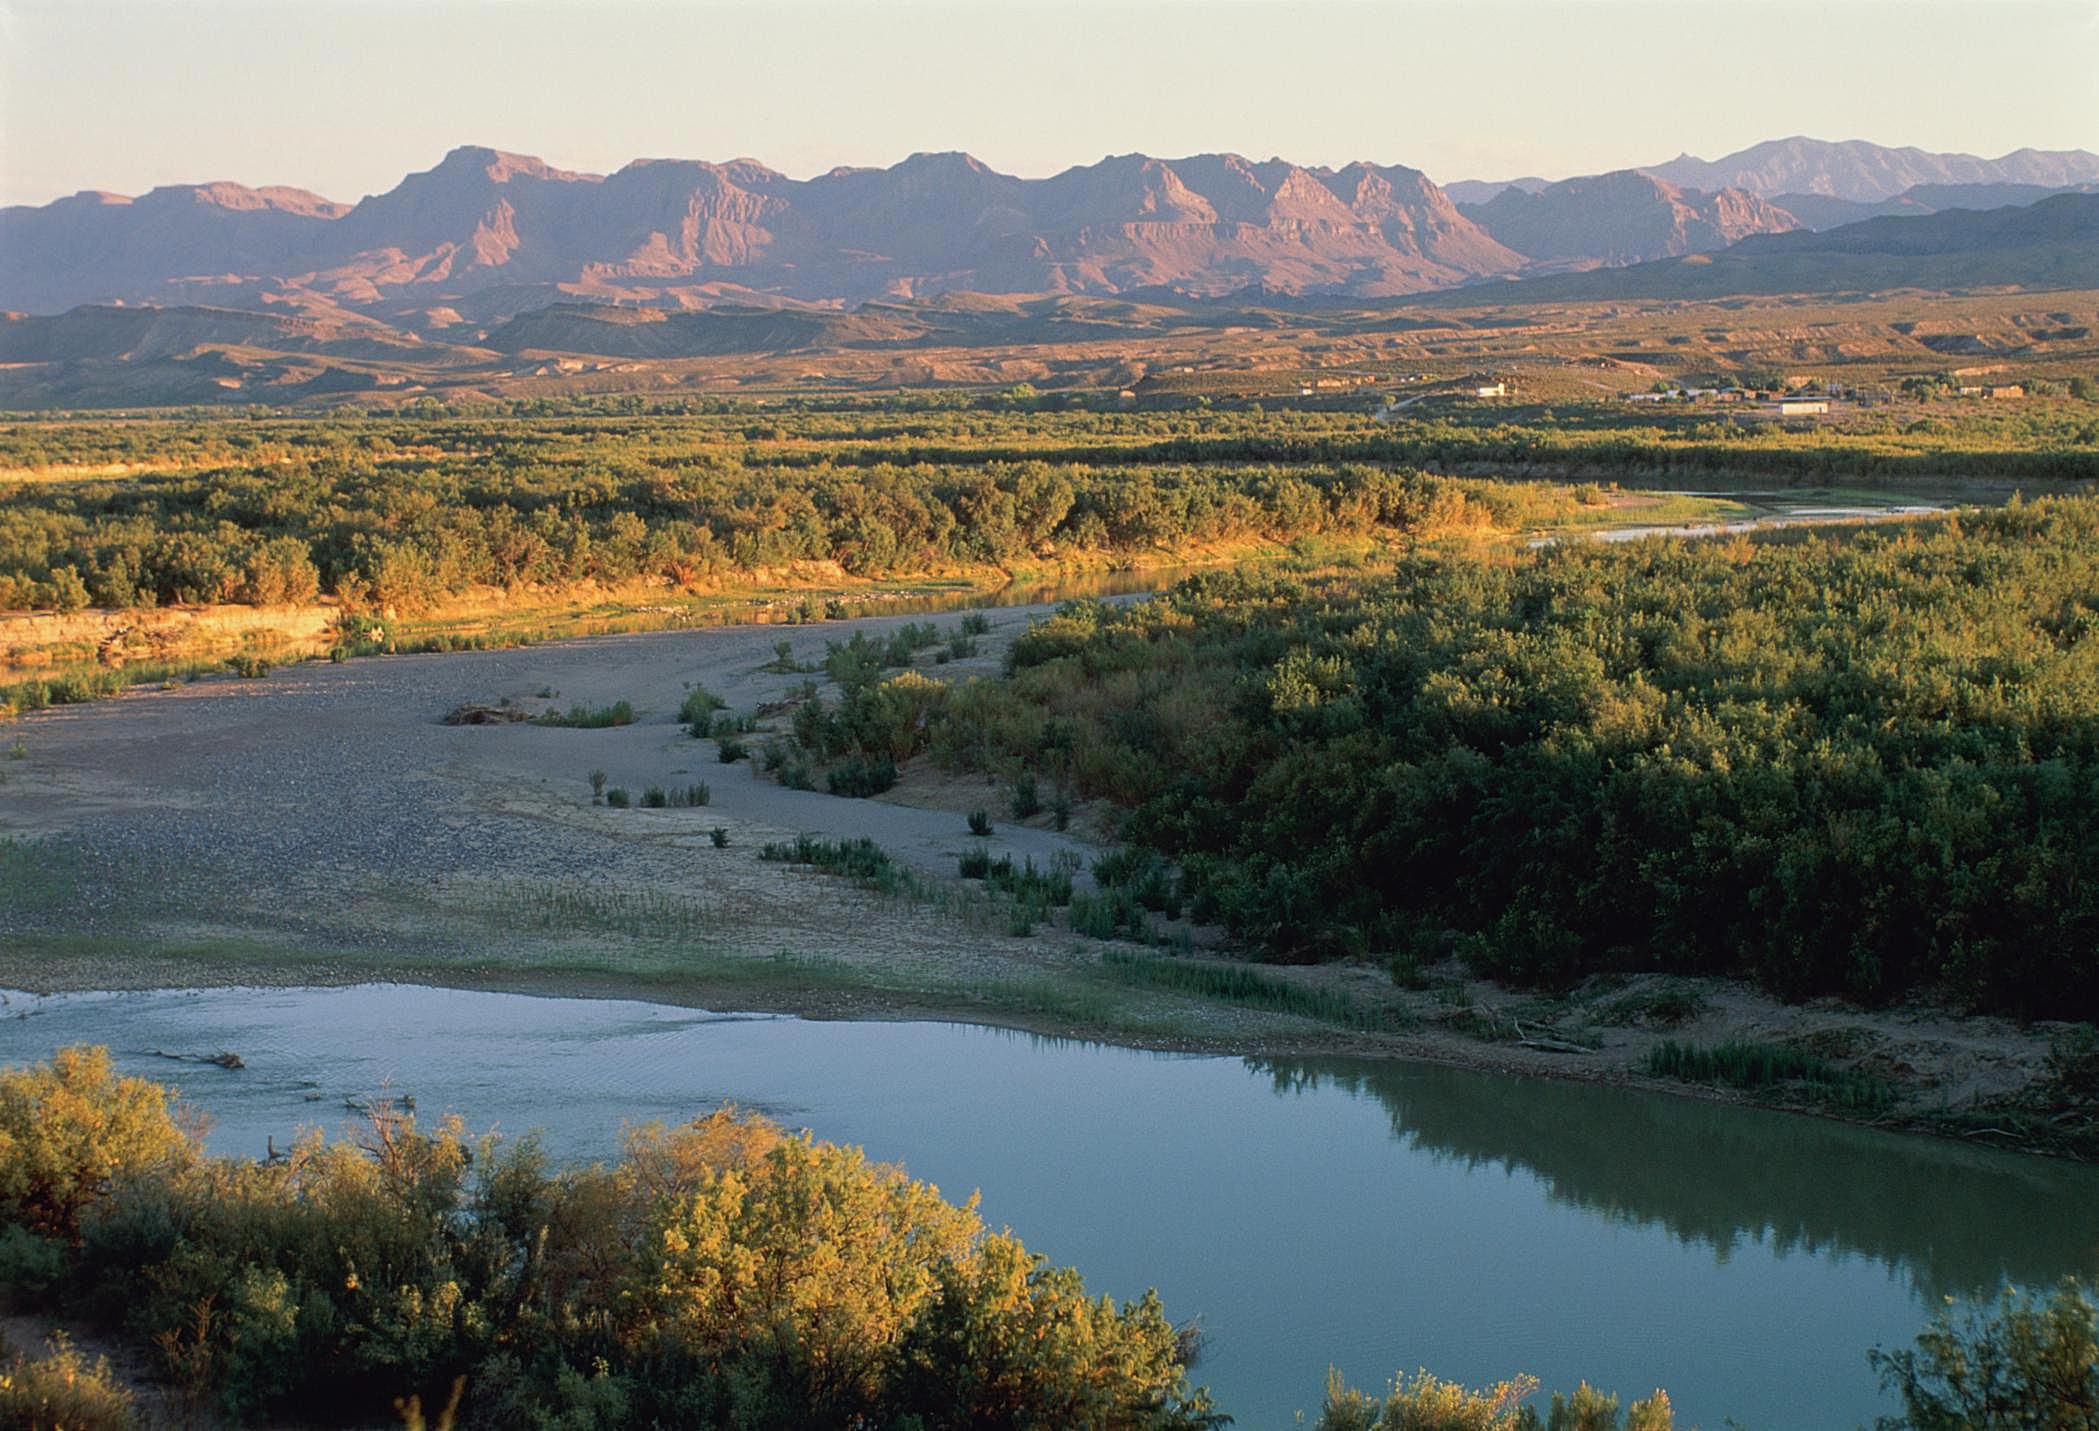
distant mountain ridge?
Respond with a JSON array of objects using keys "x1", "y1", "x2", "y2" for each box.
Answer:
[
  {"x1": 0, "y1": 145, "x2": 1526, "y2": 317},
  {"x1": 1640, "y1": 137, "x2": 2099, "y2": 203},
  {"x1": 1438, "y1": 192, "x2": 2099, "y2": 302},
  {"x1": 1460, "y1": 171, "x2": 1798, "y2": 266}
]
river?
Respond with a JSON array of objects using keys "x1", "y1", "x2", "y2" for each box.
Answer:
[{"x1": 5, "y1": 984, "x2": 2094, "y2": 1429}]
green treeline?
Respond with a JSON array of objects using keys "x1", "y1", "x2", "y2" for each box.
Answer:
[
  {"x1": 0, "y1": 1047, "x2": 1221, "y2": 1429},
  {"x1": 4, "y1": 399, "x2": 2095, "y2": 613},
  {"x1": 0, "y1": 437, "x2": 1556, "y2": 612},
  {"x1": 926, "y1": 497, "x2": 2099, "y2": 1017}
]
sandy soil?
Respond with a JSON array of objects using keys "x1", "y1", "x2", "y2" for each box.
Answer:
[{"x1": 0, "y1": 598, "x2": 2085, "y2": 1157}]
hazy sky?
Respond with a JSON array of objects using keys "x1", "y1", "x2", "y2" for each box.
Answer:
[{"x1": 4, "y1": 0, "x2": 2096, "y2": 206}]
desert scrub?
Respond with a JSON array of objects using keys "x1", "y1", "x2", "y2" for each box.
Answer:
[
  {"x1": 604, "y1": 787, "x2": 631, "y2": 808},
  {"x1": 1646, "y1": 1039, "x2": 1895, "y2": 1113},
  {"x1": 826, "y1": 754, "x2": 899, "y2": 798},
  {"x1": 0, "y1": 1333, "x2": 136, "y2": 1430},
  {"x1": 0, "y1": 1052, "x2": 1221, "y2": 1431},
  {"x1": 717, "y1": 734, "x2": 749, "y2": 763},
  {"x1": 535, "y1": 700, "x2": 634, "y2": 729},
  {"x1": 678, "y1": 685, "x2": 726, "y2": 730},
  {"x1": 1312, "y1": 1367, "x2": 1674, "y2": 1431},
  {"x1": 967, "y1": 809, "x2": 992, "y2": 836},
  {"x1": 759, "y1": 835, "x2": 930, "y2": 901}
]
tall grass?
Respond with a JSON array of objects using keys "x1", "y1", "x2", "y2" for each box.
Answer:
[
  {"x1": 534, "y1": 700, "x2": 634, "y2": 729},
  {"x1": 1647, "y1": 1039, "x2": 1895, "y2": 1112},
  {"x1": 1099, "y1": 950, "x2": 1394, "y2": 1030}
]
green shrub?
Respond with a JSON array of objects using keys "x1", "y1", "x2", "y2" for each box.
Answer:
[
  {"x1": 709, "y1": 827, "x2": 730, "y2": 848},
  {"x1": 675, "y1": 782, "x2": 711, "y2": 807},
  {"x1": 827, "y1": 754, "x2": 899, "y2": 798},
  {"x1": 1009, "y1": 772, "x2": 1041, "y2": 820},
  {"x1": 717, "y1": 735, "x2": 748, "y2": 763},
  {"x1": 535, "y1": 700, "x2": 634, "y2": 729},
  {"x1": 225, "y1": 653, "x2": 272, "y2": 679},
  {"x1": 605, "y1": 787, "x2": 631, "y2": 808},
  {"x1": 588, "y1": 768, "x2": 607, "y2": 800},
  {"x1": 960, "y1": 611, "x2": 991, "y2": 636},
  {"x1": 959, "y1": 846, "x2": 993, "y2": 880},
  {"x1": 641, "y1": 785, "x2": 668, "y2": 808},
  {"x1": 0, "y1": 1333, "x2": 136, "y2": 1430},
  {"x1": 678, "y1": 685, "x2": 726, "y2": 730},
  {"x1": 968, "y1": 809, "x2": 992, "y2": 837},
  {"x1": 0, "y1": 1046, "x2": 191, "y2": 1238}
]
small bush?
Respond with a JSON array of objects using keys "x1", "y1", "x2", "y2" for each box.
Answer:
[
  {"x1": 0, "y1": 1333, "x2": 137, "y2": 1430},
  {"x1": 967, "y1": 809, "x2": 992, "y2": 837},
  {"x1": 827, "y1": 755, "x2": 899, "y2": 798},
  {"x1": 588, "y1": 768, "x2": 607, "y2": 800},
  {"x1": 960, "y1": 611, "x2": 991, "y2": 636},
  {"x1": 1009, "y1": 772, "x2": 1041, "y2": 820},
  {"x1": 678, "y1": 685, "x2": 726, "y2": 730},
  {"x1": 641, "y1": 785, "x2": 668, "y2": 808},
  {"x1": 674, "y1": 782, "x2": 711, "y2": 808},
  {"x1": 225, "y1": 653, "x2": 271, "y2": 679},
  {"x1": 759, "y1": 835, "x2": 918, "y2": 897},
  {"x1": 605, "y1": 787, "x2": 631, "y2": 808},
  {"x1": 709, "y1": 827, "x2": 730, "y2": 848},
  {"x1": 717, "y1": 736, "x2": 748, "y2": 763},
  {"x1": 536, "y1": 701, "x2": 634, "y2": 729},
  {"x1": 1069, "y1": 888, "x2": 1150, "y2": 942},
  {"x1": 959, "y1": 846, "x2": 993, "y2": 880}
]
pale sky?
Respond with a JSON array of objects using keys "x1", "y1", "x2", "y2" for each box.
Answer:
[{"x1": 3, "y1": 0, "x2": 2095, "y2": 206}]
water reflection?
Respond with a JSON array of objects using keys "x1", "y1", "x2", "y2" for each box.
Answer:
[{"x1": 1254, "y1": 1056, "x2": 2099, "y2": 1300}]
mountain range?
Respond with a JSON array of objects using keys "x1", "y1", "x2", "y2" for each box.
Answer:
[
  {"x1": 0, "y1": 146, "x2": 1532, "y2": 318},
  {"x1": 1434, "y1": 192, "x2": 2099, "y2": 303},
  {"x1": 22, "y1": 135, "x2": 2094, "y2": 322}
]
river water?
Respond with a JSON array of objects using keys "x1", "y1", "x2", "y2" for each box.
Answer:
[{"x1": 4, "y1": 984, "x2": 2095, "y2": 1430}]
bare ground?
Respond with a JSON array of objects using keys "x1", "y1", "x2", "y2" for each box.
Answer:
[{"x1": 0, "y1": 599, "x2": 2086, "y2": 1157}]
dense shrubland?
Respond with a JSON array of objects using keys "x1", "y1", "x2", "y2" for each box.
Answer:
[
  {"x1": 0, "y1": 412, "x2": 1586, "y2": 612},
  {"x1": 5, "y1": 398, "x2": 2094, "y2": 613},
  {"x1": 917, "y1": 497, "x2": 2099, "y2": 1017},
  {"x1": 4, "y1": 1050, "x2": 2092, "y2": 1428},
  {"x1": 0, "y1": 1047, "x2": 1220, "y2": 1429}
]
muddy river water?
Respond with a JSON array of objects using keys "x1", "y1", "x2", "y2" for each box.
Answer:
[{"x1": 5, "y1": 984, "x2": 2095, "y2": 1429}]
